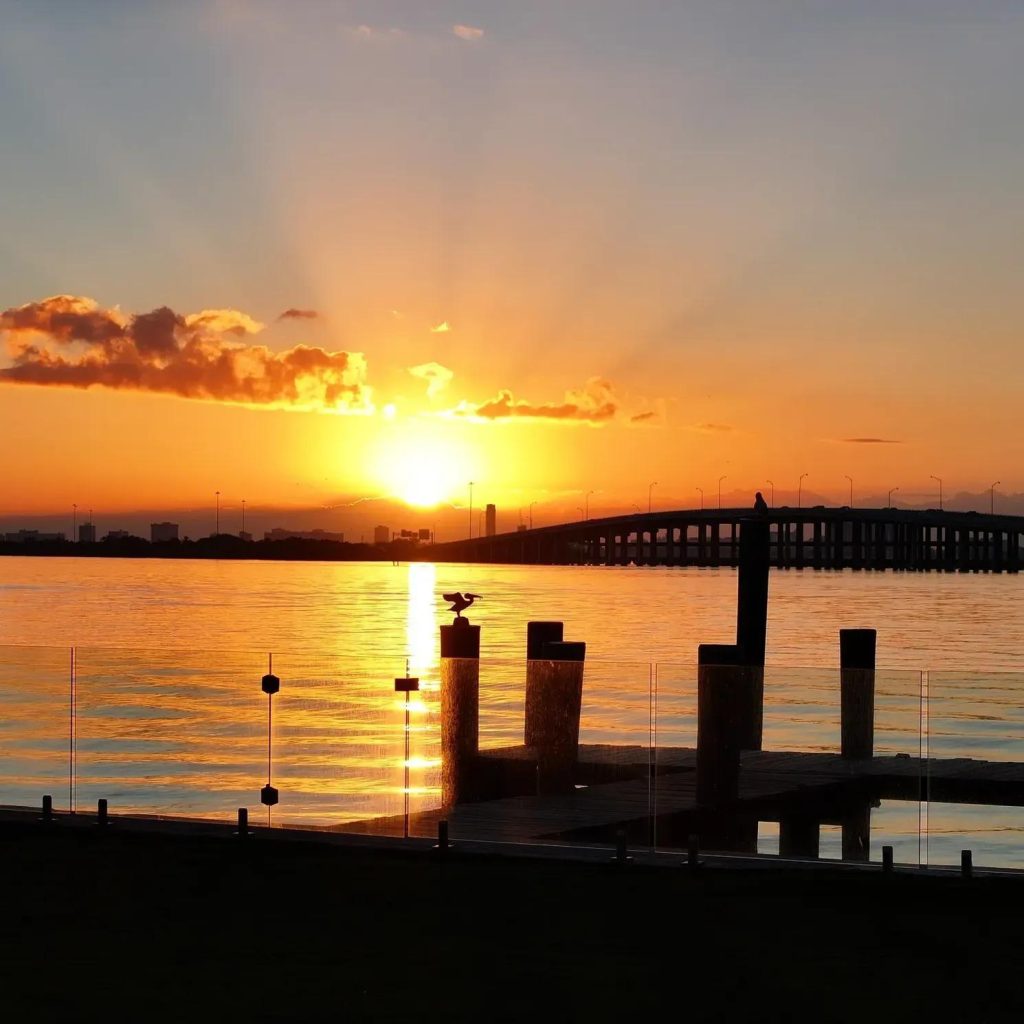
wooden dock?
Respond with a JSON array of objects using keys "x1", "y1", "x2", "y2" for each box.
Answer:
[{"x1": 343, "y1": 743, "x2": 1024, "y2": 854}]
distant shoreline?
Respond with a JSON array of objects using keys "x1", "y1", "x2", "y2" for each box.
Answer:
[{"x1": 0, "y1": 536, "x2": 424, "y2": 562}]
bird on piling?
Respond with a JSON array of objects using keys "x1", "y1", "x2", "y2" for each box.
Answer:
[{"x1": 443, "y1": 592, "x2": 481, "y2": 618}]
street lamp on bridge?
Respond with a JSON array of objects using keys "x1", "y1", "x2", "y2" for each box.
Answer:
[
  {"x1": 991, "y1": 481, "x2": 1001, "y2": 515},
  {"x1": 844, "y1": 475, "x2": 853, "y2": 507},
  {"x1": 797, "y1": 473, "x2": 808, "y2": 509},
  {"x1": 529, "y1": 501, "x2": 537, "y2": 529},
  {"x1": 468, "y1": 481, "x2": 474, "y2": 538},
  {"x1": 718, "y1": 475, "x2": 726, "y2": 510},
  {"x1": 888, "y1": 486, "x2": 899, "y2": 507},
  {"x1": 765, "y1": 480, "x2": 774, "y2": 508},
  {"x1": 696, "y1": 487, "x2": 704, "y2": 511},
  {"x1": 930, "y1": 475, "x2": 943, "y2": 511},
  {"x1": 648, "y1": 481, "x2": 657, "y2": 514},
  {"x1": 577, "y1": 506, "x2": 585, "y2": 522}
]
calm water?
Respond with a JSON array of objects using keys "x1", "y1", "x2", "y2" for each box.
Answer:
[{"x1": 1, "y1": 556, "x2": 1023, "y2": 868}]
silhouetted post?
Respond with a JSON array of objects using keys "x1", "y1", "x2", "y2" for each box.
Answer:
[
  {"x1": 97, "y1": 798, "x2": 108, "y2": 827},
  {"x1": 841, "y1": 803, "x2": 871, "y2": 861},
  {"x1": 532, "y1": 640, "x2": 586, "y2": 794},
  {"x1": 687, "y1": 834, "x2": 700, "y2": 870},
  {"x1": 961, "y1": 849, "x2": 973, "y2": 878},
  {"x1": 440, "y1": 618, "x2": 481, "y2": 808},
  {"x1": 41, "y1": 794, "x2": 53, "y2": 823},
  {"x1": 840, "y1": 629, "x2": 876, "y2": 759},
  {"x1": 735, "y1": 518, "x2": 769, "y2": 750},
  {"x1": 524, "y1": 621, "x2": 564, "y2": 747},
  {"x1": 236, "y1": 807, "x2": 249, "y2": 838},
  {"x1": 614, "y1": 829, "x2": 631, "y2": 864},
  {"x1": 779, "y1": 816, "x2": 819, "y2": 858},
  {"x1": 882, "y1": 845, "x2": 894, "y2": 872},
  {"x1": 436, "y1": 819, "x2": 450, "y2": 855},
  {"x1": 696, "y1": 644, "x2": 743, "y2": 806}
]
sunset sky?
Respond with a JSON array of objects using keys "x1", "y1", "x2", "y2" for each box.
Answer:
[{"x1": 2, "y1": 2, "x2": 1023, "y2": 536}]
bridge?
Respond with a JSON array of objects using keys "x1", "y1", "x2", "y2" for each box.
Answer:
[{"x1": 428, "y1": 506, "x2": 1024, "y2": 573}]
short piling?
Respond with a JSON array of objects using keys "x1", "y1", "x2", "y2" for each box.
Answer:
[
  {"x1": 436, "y1": 819, "x2": 450, "y2": 855},
  {"x1": 41, "y1": 794, "x2": 53, "y2": 823},
  {"x1": 96, "y1": 798, "x2": 108, "y2": 827},
  {"x1": 696, "y1": 644, "x2": 744, "y2": 807},
  {"x1": 840, "y1": 629, "x2": 877, "y2": 759},
  {"x1": 440, "y1": 618, "x2": 482, "y2": 808},
  {"x1": 236, "y1": 807, "x2": 248, "y2": 838},
  {"x1": 531, "y1": 640, "x2": 586, "y2": 794},
  {"x1": 961, "y1": 849, "x2": 973, "y2": 878},
  {"x1": 882, "y1": 845, "x2": 894, "y2": 873},
  {"x1": 524, "y1": 621, "x2": 564, "y2": 747}
]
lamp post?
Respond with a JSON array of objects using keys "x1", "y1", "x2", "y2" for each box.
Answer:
[
  {"x1": 797, "y1": 473, "x2": 808, "y2": 509},
  {"x1": 241, "y1": 499, "x2": 246, "y2": 536},
  {"x1": 468, "y1": 481, "x2": 474, "y2": 539},
  {"x1": 696, "y1": 487, "x2": 704, "y2": 511},
  {"x1": 930, "y1": 475, "x2": 943, "y2": 511},
  {"x1": 888, "y1": 486, "x2": 899, "y2": 507},
  {"x1": 215, "y1": 491, "x2": 220, "y2": 535},
  {"x1": 648, "y1": 481, "x2": 657, "y2": 514},
  {"x1": 72, "y1": 503, "x2": 77, "y2": 543},
  {"x1": 990, "y1": 481, "x2": 1000, "y2": 515},
  {"x1": 844, "y1": 475, "x2": 853, "y2": 507},
  {"x1": 577, "y1": 506, "x2": 585, "y2": 522},
  {"x1": 718, "y1": 475, "x2": 726, "y2": 510},
  {"x1": 585, "y1": 490, "x2": 594, "y2": 521},
  {"x1": 766, "y1": 480, "x2": 774, "y2": 508},
  {"x1": 529, "y1": 501, "x2": 537, "y2": 530}
]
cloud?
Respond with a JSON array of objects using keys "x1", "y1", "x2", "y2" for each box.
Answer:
[
  {"x1": 840, "y1": 437, "x2": 902, "y2": 444},
  {"x1": 0, "y1": 294, "x2": 371, "y2": 414},
  {"x1": 693, "y1": 422, "x2": 733, "y2": 433},
  {"x1": 453, "y1": 24, "x2": 484, "y2": 41},
  {"x1": 430, "y1": 321, "x2": 451, "y2": 333},
  {"x1": 448, "y1": 377, "x2": 618, "y2": 423},
  {"x1": 408, "y1": 362, "x2": 454, "y2": 399},
  {"x1": 184, "y1": 308, "x2": 264, "y2": 336},
  {"x1": 631, "y1": 411, "x2": 656, "y2": 423},
  {"x1": 278, "y1": 308, "x2": 319, "y2": 321}
]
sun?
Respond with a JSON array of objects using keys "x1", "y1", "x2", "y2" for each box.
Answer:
[{"x1": 375, "y1": 429, "x2": 469, "y2": 507}]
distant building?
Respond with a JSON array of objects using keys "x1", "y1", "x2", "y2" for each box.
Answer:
[
  {"x1": 263, "y1": 528, "x2": 345, "y2": 543},
  {"x1": 418, "y1": 528, "x2": 432, "y2": 542},
  {"x1": 102, "y1": 530, "x2": 133, "y2": 542},
  {"x1": 151, "y1": 522, "x2": 180, "y2": 543},
  {"x1": 239, "y1": 531, "x2": 253, "y2": 543},
  {"x1": 373, "y1": 525, "x2": 390, "y2": 545},
  {"x1": 517, "y1": 524, "x2": 527, "y2": 533},
  {"x1": 78, "y1": 524, "x2": 97, "y2": 544},
  {"x1": 2, "y1": 530, "x2": 65, "y2": 543},
  {"x1": 485, "y1": 504, "x2": 496, "y2": 537}
]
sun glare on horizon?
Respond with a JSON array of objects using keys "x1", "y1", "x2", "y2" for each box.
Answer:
[{"x1": 373, "y1": 429, "x2": 472, "y2": 508}]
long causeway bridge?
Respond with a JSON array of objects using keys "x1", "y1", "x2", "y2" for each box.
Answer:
[{"x1": 429, "y1": 506, "x2": 1024, "y2": 572}]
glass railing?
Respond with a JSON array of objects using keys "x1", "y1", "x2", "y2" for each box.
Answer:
[{"x1": 2, "y1": 643, "x2": 1024, "y2": 873}]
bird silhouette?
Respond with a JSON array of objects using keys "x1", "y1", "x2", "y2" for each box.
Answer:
[{"x1": 443, "y1": 592, "x2": 481, "y2": 617}]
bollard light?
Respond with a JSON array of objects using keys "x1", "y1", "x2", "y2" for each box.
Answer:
[
  {"x1": 236, "y1": 807, "x2": 249, "y2": 838},
  {"x1": 435, "y1": 819, "x2": 450, "y2": 856},
  {"x1": 613, "y1": 829, "x2": 632, "y2": 865}
]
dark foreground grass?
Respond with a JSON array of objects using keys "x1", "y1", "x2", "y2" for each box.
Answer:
[{"x1": 1, "y1": 821, "x2": 1023, "y2": 1022}]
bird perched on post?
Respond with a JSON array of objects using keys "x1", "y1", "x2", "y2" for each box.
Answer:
[{"x1": 443, "y1": 592, "x2": 481, "y2": 618}]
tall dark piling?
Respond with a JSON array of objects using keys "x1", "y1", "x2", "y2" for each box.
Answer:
[
  {"x1": 524, "y1": 621, "x2": 564, "y2": 747},
  {"x1": 440, "y1": 618, "x2": 481, "y2": 808},
  {"x1": 734, "y1": 517, "x2": 769, "y2": 749},
  {"x1": 531, "y1": 640, "x2": 586, "y2": 794},
  {"x1": 840, "y1": 629, "x2": 876, "y2": 759},
  {"x1": 696, "y1": 644, "x2": 744, "y2": 807}
]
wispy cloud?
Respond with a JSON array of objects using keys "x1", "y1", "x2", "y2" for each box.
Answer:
[
  {"x1": 447, "y1": 377, "x2": 618, "y2": 424},
  {"x1": 840, "y1": 437, "x2": 902, "y2": 444},
  {"x1": 631, "y1": 411, "x2": 656, "y2": 423},
  {"x1": 1, "y1": 294, "x2": 371, "y2": 414},
  {"x1": 408, "y1": 361, "x2": 454, "y2": 399},
  {"x1": 693, "y1": 422, "x2": 733, "y2": 433},
  {"x1": 430, "y1": 320, "x2": 451, "y2": 333},
  {"x1": 278, "y1": 308, "x2": 318, "y2": 321},
  {"x1": 453, "y1": 24, "x2": 484, "y2": 41}
]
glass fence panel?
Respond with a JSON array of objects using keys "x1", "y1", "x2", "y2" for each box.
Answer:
[
  {"x1": 0, "y1": 645, "x2": 71, "y2": 811},
  {"x1": 266, "y1": 653, "x2": 429, "y2": 835},
  {"x1": 652, "y1": 663, "x2": 924, "y2": 866},
  {"x1": 924, "y1": 671, "x2": 1024, "y2": 870},
  {"x1": 449, "y1": 657, "x2": 652, "y2": 852},
  {"x1": 74, "y1": 646, "x2": 265, "y2": 821}
]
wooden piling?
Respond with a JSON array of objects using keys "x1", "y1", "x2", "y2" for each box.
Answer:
[
  {"x1": 840, "y1": 803, "x2": 871, "y2": 861},
  {"x1": 440, "y1": 619, "x2": 481, "y2": 808},
  {"x1": 840, "y1": 629, "x2": 876, "y2": 759},
  {"x1": 696, "y1": 644, "x2": 744, "y2": 806},
  {"x1": 531, "y1": 640, "x2": 586, "y2": 794},
  {"x1": 779, "y1": 816, "x2": 820, "y2": 858},
  {"x1": 524, "y1": 621, "x2": 564, "y2": 747}
]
